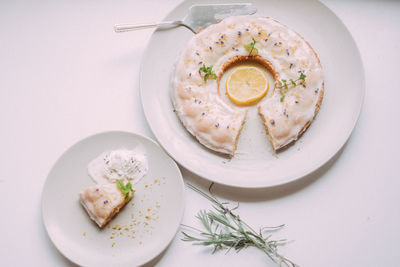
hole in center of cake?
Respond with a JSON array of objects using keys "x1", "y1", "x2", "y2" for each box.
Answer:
[{"x1": 218, "y1": 56, "x2": 277, "y2": 107}]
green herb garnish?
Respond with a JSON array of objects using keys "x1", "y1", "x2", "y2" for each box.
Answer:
[
  {"x1": 116, "y1": 179, "x2": 133, "y2": 200},
  {"x1": 278, "y1": 73, "x2": 307, "y2": 102},
  {"x1": 181, "y1": 184, "x2": 297, "y2": 266},
  {"x1": 199, "y1": 65, "x2": 217, "y2": 81},
  {"x1": 245, "y1": 38, "x2": 258, "y2": 55}
]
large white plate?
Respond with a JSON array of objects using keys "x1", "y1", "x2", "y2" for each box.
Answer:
[
  {"x1": 41, "y1": 131, "x2": 185, "y2": 266},
  {"x1": 140, "y1": 0, "x2": 364, "y2": 188}
]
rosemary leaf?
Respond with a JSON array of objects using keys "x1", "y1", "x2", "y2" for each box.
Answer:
[
  {"x1": 278, "y1": 73, "x2": 307, "y2": 102},
  {"x1": 245, "y1": 38, "x2": 258, "y2": 55},
  {"x1": 116, "y1": 179, "x2": 133, "y2": 200},
  {"x1": 199, "y1": 65, "x2": 217, "y2": 81}
]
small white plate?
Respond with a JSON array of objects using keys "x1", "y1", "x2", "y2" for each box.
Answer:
[
  {"x1": 140, "y1": 0, "x2": 365, "y2": 188},
  {"x1": 41, "y1": 131, "x2": 185, "y2": 266}
]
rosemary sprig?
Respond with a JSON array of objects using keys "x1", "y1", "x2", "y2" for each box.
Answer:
[
  {"x1": 181, "y1": 184, "x2": 298, "y2": 267},
  {"x1": 199, "y1": 65, "x2": 217, "y2": 81},
  {"x1": 245, "y1": 38, "x2": 258, "y2": 55},
  {"x1": 278, "y1": 72, "x2": 306, "y2": 102}
]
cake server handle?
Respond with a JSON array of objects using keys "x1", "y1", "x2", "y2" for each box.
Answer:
[{"x1": 114, "y1": 21, "x2": 182, "y2": 32}]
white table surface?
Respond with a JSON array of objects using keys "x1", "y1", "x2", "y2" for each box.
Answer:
[{"x1": 1, "y1": 0, "x2": 399, "y2": 266}]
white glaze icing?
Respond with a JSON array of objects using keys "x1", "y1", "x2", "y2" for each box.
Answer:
[{"x1": 172, "y1": 15, "x2": 323, "y2": 154}]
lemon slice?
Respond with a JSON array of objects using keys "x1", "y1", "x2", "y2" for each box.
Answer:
[{"x1": 226, "y1": 66, "x2": 269, "y2": 105}]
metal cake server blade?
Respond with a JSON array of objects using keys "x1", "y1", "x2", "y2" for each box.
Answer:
[{"x1": 114, "y1": 3, "x2": 257, "y2": 33}]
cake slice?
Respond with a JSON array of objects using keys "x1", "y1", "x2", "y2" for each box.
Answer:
[{"x1": 79, "y1": 180, "x2": 134, "y2": 228}]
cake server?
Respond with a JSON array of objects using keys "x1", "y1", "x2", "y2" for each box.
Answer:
[{"x1": 114, "y1": 3, "x2": 257, "y2": 33}]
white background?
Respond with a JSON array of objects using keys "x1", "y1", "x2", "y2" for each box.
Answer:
[{"x1": 1, "y1": 0, "x2": 399, "y2": 266}]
